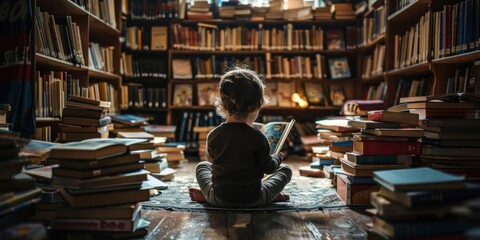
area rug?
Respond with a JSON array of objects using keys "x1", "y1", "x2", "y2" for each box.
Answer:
[{"x1": 142, "y1": 175, "x2": 346, "y2": 212}]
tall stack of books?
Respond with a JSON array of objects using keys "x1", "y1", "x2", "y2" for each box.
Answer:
[
  {"x1": 331, "y1": 3, "x2": 355, "y2": 21},
  {"x1": 0, "y1": 132, "x2": 42, "y2": 231},
  {"x1": 59, "y1": 95, "x2": 111, "y2": 142},
  {"x1": 369, "y1": 167, "x2": 479, "y2": 239},
  {"x1": 338, "y1": 111, "x2": 423, "y2": 206},
  {"x1": 399, "y1": 93, "x2": 480, "y2": 180},
  {"x1": 193, "y1": 126, "x2": 214, "y2": 161},
  {"x1": 48, "y1": 138, "x2": 153, "y2": 238},
  {"x1": 188, "y1": 0, "x2": 213, "y2": 20}
]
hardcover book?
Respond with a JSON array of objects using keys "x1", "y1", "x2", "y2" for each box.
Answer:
[
  {"x1": 49, "y1": 139, "x2": 129, "y2": 160},
  {"x1": 172, "y1": 59, "x2": 193, "y2": 79},
  {"x1": 328, "y1": 57, "x2": 351, "y2": 79},
  {"x1": 304, "y1": 82, "x2": 326, "y2": 106},
  {"x1": 252, "y1": 119, "x2": 296, "y2": 154},
  {"x1": 151, "y1": 26, "x2": 167, "y2": 50},
  {"x1": 353, "y1": 141, "x2": 422, "y2": 155},
  {"x1": 197, "y1": 82, "x2": 218, "y2": 106},
  {"x1": 173, "y1": 84, "x2": 193, "y2": 107},
  {"x1": 328, "y1": 85, "x2": 346, "y2": 106},
  {"x1": 277, "y1": 82, "x2": 296, "y2": 107}
]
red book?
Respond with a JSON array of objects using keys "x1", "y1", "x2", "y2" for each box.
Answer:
[
  {"x1": 336, "y1": 174, "x2": 378, "y2": 206},
  {"x1": 299, "y1": 166, "x2": 325, "y2": 178},
  {"x1": 353, "y1": 141, "x2": 421, "y2": 155},
  {"x1": 368, "y1": 110, "x2": 419, "y2": 125}
]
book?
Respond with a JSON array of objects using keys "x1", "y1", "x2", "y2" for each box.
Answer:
[
  {"x1": 352, "y1": 133, "x2": 417, "y2": 142},
  {"x1": 372, "y1": 167, "x2": 465, "y2": 192},
  {"x1": 353, "y1": 141, "x2": 421, "y2": 155},
  {"x1": 197, "y1": 82, "x2": 218, "y2": 106},
  {"x1": 316, "y1": 118, "x2": 358, "y2": 132},
  {"x1": 328, "y1": 85, "x2": 346, "y2": 106},
  {"x1": 304, "y1": 82, "x2": 326, "y2": 106},
  {"x1": 150, "y1": 26, "x2": 167, "y2": 50},
  {"x1": 173, "y1": 84, "x2": 193, "y2": 106},
  {"x1": 341, "y1": 100, "x2": 385, "y2": 116},
  {"x1": 347, "y1": 120, "x2": 400, "y2": 129},
  {"x1": 51, "y1": 209, "x2": 141, "y2": 232},
  {"x1": 60, "y1": 187, "x2": 151, "y2": 208},
  {"x1": 150, "y1": 167, "x2": 176, "y2": 181},
  {"x1": 328, "y1": 57, "x2": 351, "y2": 79},
  {"x1": 110, "y1": 114, "x2": 148, "y2": 127},
  {"x1": 277, "y1": 82, "x2": 295, "y2": 107},
  {"x1": 340, "y1": 157, "x2": 410, "y2": 177},
  {"x1": 372, "y1": 217, "x2": 468, "y2": 239},
  {"x1": 299, "y1": 166, "x2": 325, "y2": 177},
  {"x1": 406, "y1": 101, "x2": 480, "y2": 109},
  {"x1": 422, "y1": 145, "x2": 480, "y2": 157},
  {"x1": 117, "y1": 132, "x2": 155, "y2": 140},
  {"x1": 52, "y1": 169, "x2": 149, "y2": 189},
  {"x1": 368, "y1": 110, "x2": 419, "y2": 125},
  {"x1": 54, "y1": 203, "x2": 141, "y2": 219},
  {"x1": 172, "y1": 59, "x2": 192, "y2": 79},
  {"x1": 49, "y1": 139, "x2": 128, "y2": 160},
  {"x1": 62, "y1": 108, "x2": 106, "y2": 119},
  {"x1": 55, "y1": 154, "x2": 141, "y2": 170},
  {"x1": 345, "y1": 152, "x2": 412, "y2": 165},
  {"x1": 336, "y1": 174, "x2": 378, "y2": 205},
  {"x1": 68, "y1": 95, "x2": 111, "y2": 108},
  {"x1": 252, "y1": 119, "x2": 296, "y2": 154},
  {"x1": 62, "y1": 116, "x2": 111, "y2": 127},
  {"x1": 52, "y1": 162, "x2": 144, "y2": 179},
  {"x1": 360, "y1": 128, "x2": 424, "y2": 137}
]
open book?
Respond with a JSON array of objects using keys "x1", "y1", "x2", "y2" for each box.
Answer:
[{"x1": 252, "y1": 119, "x2": 296, "y2": 154}]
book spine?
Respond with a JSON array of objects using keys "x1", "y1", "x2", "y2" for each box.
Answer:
[
  {"x1": 353, "y1": 141, "x2": 421, "y2": 155},
  {"x1": 51, "y1": 218, "x2": 134, "y2": 232}
]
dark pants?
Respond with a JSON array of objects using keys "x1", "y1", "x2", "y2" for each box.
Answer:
[{"x1": 195, "y1": 161, "x2": 292, "y2": 208}]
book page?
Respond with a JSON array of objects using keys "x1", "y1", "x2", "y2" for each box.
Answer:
[{"x1": 254, "y1": 119, "x2": 295, "y2": 154}]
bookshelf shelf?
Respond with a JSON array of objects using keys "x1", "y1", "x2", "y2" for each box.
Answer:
[
  {"x1": 173, "y1": 19, "x2": 356, "y2": 25},
  {"x1": 361, "y1": 73, "x2": 385, "y2": 83},
  {"x1": 35, "y1": 53, "x2": 86, "y2": 71},
  {"x1": 431, "y1": 50, "x2": 480, "y2": 64},
  {"x1": 360, "y1": 34, "x2": 386, "y2": 52},
  {"x1": 88, "y1": 68, "x2": 121, "y2": 80},
  {"x1": 170, "y1": 49, "x2": 358, "y2": 55},
  {"x1": 124, "y1": 49, "x2": 168, "y2": 54},
  {"x1": 124, "y1": 77, "x2": 168, "y2": 83},
  {"x1": 89, "y1": 15, "x2": 120, "y2": 36},
  {"x1": 36, "y1": 0, "x2": 88, "y2": 16},
  {"x1": 387, "y1": 0, "x2": 430, "y2": 22},
  {"x1": 126, "y1": 107, "x2": 168, "y2": 113},
  {"x1": 170, "y1": 106, "x2": 215, "y2": 110},
  {"x1": 387, "y1": 61, "x2": 431, "y2": 76}
]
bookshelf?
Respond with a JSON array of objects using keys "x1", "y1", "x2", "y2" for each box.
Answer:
[{"x1": 33, "y1": 0, "x2": 122, "y2": 141}]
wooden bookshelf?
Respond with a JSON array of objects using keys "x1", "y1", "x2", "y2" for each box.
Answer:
[
  {"x1": 387, "y1": 61, "x2": 431, "y2": 76},
  {"x1": 387, "y1": 0, "x2": 430, "y2": 22},
  {"x1": 432, "y1": 50, "x2": 480, "y2": 64}
]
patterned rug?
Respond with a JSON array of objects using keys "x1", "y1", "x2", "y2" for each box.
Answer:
[{"x1": 142, "y1": 174, "x2": 346, "y2": 212}]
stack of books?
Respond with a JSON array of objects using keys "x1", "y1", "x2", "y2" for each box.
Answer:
[
  {"x1": 110, "y1": 114, "x2": 148, "y2": 135},
  {"x1": 313, "y1": 6, "x2": 332, "y2": 20},
  {"x1": 188, "y1": 0, "x2": 213, "y2": 20},
  {"x1": 156, "y1": 144, "x2": 186, "y2": 168},
  {"x1": 219, "y1": 1, "x2": 237, "y2": 18},
  {"x1": 144, "y1": 125, "x2": 177, "y2": 141},
  {"x1": 48, "y1": 138, "x2": 153, "y2": 238},
  {"x1": 59, "y1": 95, "x2": 111, "y2": 142},
  {"x1": 399, "y1": 94, "x2": 480, "y2": 180},
  {"x1": 265, "y1": 0, "x2": 283, "y2": 19},
  {"x1": 193, "y1": 126, "x2": 214, "y2": 161},
  {"x1": 251, "y1": 6, "x2": 269, "y2": 20},
  {"x1": 369, "y1": 167, "x2": 478, "y2": 239},
  {"x1": 331, "y1": 3, "x2": 355, "y2": 21},
  {"x1": 0, "y1": 132, "x2": 42, "y2": 231},
  {"x1": 338, "y1": 111, "x2": 423, "y2": 206},
  {"x1": 281, "y1": 0, "x2": 312, "y2": 20}
]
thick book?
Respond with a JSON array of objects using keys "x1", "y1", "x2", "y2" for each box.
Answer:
[
  {"x1": 299, "y1": 166, "x2": 324, "y2": 177},
  {"x1": 59, "y1": 124, "x2": 108, "y2": 133},
  {"x1": 351, "y1": 133, "x2": 417, "y2": 142},
  {"x1": 49, "y1": 139, "x2": 128, "y2": 160},
  {"x1": 55, "y1": 203, "x2": 141, "y2": 219},
  {"x1": 110, "y1": 114, "x2": 148, "y2": 127},
  {"x1": 51, "y1": 209, "x2": 141, "y2": 232},
  {"x1": 376, "y1": 183, "x2": 480, "y2": 208},
  {"x1": 360, "y1": 128, "x2": 424, "y2": 137},
  {"x1": 60, "y1": 187, "x2": 150, "y2": 208},
  {"x1": 117, "y1": 132, "x2": 155, "y2": 140},
  {"x1": 399, "y1": 92, "x2": 480, "y2": 104},
  {"x1": 422, "y1": 146, "x2": 479, "y2": 157},
  {"x1": 62, "y1": 116, "x2": 111, "y2": 127},
  {"x1": 406, "y1": 101, "x2": 480, "y2": 109},
  {"x1": 424, "y1": 131, "x2": 480, "y2": 140},
  {"x1": 58, "y1": 131, "x2": 109, "y2": 142},
  {"x1": 352, "y1": 141, "x2": 421, "y2": 155},
  {"x1": 55, "y1": 154, "x2": 141, "y2": 170},
  {"x1": 409, "y1": 108, "x2": 473, "y2": 120},
  {"x1": 368, "y1": 110, "x2": 419, "y2": 125},
  {"x1": 372, "y1": 167, "x2": 465, "y2": 192},
  {"x1": 422, "y1": 119, "x2": 480, "y2": 128},
  {"x1": 345, "y1": 152, "x2": 412, "y2": 165},
  {"x1": 68, "y1": 95, "x2": 111, "y2": 108},
  {"x1": 52, "y1": 169, "x2": 148, "y2": 189},
  {"x1": 52, "y1": 162, "x2": 144, "y2": 179},
  {"x1": 340, "y1": 158, "x2": 410, "y2": 177},
  {"x1": 336, "y1": 174, "x2": 378, "y2": 206},
  {"x1": 62, "y1": 107, "x2": 106, "y2": 119},
  {"x1": 252, "y1": 119, "x2": 296, "y2": 154},
  {"x1": 347, "y1": 120, "x2": 400, "y2": 129},
  {"x1": 316, "y1": 118, "x2": 359, "y2": 132}
]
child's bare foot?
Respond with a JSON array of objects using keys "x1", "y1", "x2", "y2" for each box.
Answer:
[
  {"x1": 273, "y1": 192, "x2": 290, "y2": 202},
  {"x1": 188, "y1": 187, "x2": 207, "y2": 202}
]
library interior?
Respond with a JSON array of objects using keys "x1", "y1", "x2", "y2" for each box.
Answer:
[{"x1": 1, "y1": 0, "x2": 480, "y2": 238}]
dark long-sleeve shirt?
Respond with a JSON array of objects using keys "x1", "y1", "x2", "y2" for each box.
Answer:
[{"x1": 207, "y1": 122, "x2": 282, "y2": 204}]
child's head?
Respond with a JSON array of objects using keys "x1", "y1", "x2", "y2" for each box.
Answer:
[{"x1": 215, "y1": 67, "x2": 268, "y2": 120}]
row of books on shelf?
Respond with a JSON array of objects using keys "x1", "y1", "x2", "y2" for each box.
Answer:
[
  {"x1": 393, "y1": 11, "x2": 430, "y2": 69},
  {"x1": 361, "y1": 44, "x2": 385, "y2": 78},
  {"x1": 124, "y1": 85, "x2": 167, "y2": 109},
  {"x1": 127, "y1": 0, "x2": 179, "y2": 20},
  {"x1": 71, "y1": 0, "x2": 117, "y2": 28},
  {"x1": 365, "y1": 82, "x2": 386, "y2": 101},
  {"x1": 172, "y1": 81, "x2": 347, "y2": 108},
  {"x1": 357, "y1": 6, "x2": 385, "y2": 47},
  {"x1": 445, "y1": 62, "x2": 480, "y2": 94},
  {"x1": 121, "y1": 54, "x2": 167, "y2": 79},
  {"x1": 172, "y1": 24, "x2": 357, "y2": 51},
  {"x1": 171, "y1": 55, "x2": 351, "y2": 80},
  {"x1": 393, "y1": 77, "x2": 433, "y2": 105},
  {"x1": 122, "y1": 25, "x2": 168, "y2": 51},
  {"x1": 176, "y1": 111, "x2": 222, "y2": 148},
  {"x1": 88, "y1": 42, "x2": 115, "y2": 73},
  {"x1": 432, "y1": 0, "x2": 480, "y2": 59},
  {"x1": 35, "y1": 9, "x2": 85, "y2": 65}
]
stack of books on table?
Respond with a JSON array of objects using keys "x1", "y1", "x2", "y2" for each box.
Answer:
[
  {"x1": 398, "y1": 94, "x2": 480, "y2": 181},
  {"x1": 369, "y1": 167, "x2": 480, "y2": 239},
  {"x1": 110, "y1": 114, "x2": 148, "y2": 134},
  {"x1": 0, "y1": 132, "x2": 44, "y2": 234},
  {"x1": 48, "y1": 138, "x2": 154, "y2": 238},
  {"x1": 337, "y1": 111, "x2": 423, "y2": 206},
  {"x1": 193, "y1": 126, "x2": 214, "y2": 161},
  {"x1": 59, "y1": 95, "x2": 111, "y2": 142}
]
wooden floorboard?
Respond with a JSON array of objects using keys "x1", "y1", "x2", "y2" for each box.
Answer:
[
  {"x1": 342, "y1": 208, "x2": 373, "y2": 234},
  {"x1": 227, "y1": 213, "x2": 255, "y2": 240},
  {"x1": 142, "y1": 210, "x2": 170, "y2": 239},
  {"x1": 253, "y1": 212, "x2": 316, "y2": 240},
  {"x1": 299, "y1": 210, "x2": 367, "y2": 240}
]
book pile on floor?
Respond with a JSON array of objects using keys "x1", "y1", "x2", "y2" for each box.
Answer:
[
  {"x1": 369, "y1": 167, "x2": 480, "y2": 239},
  {"x1": 299, "y1": 146, "x2": 330, "y2": 178},
  {"x1": 397, "y1": 94, "x2": 480, "y2": 181},
  {"x1": 110, "y1": 114, "x2": 148, "y2": 135},
  {"x1": 157, "y1": 144, "x2": 186, "y2": 168},
  {"x1": 307, "y1": 118, "x2": 358, "y2": 182},
  {"x1": 0, "y1": 132, "x2": 46, "y2": 236},
  {"x1": 144, "y1": 124, "x2": 177, "y2": 141},
  {"x1": 193, "y1": 126, "x2": 213, "y2": 161},
  {"x1": 339, "y1": 111, "x2": 423, "y2": 206},
  {"x1": 58, "y1": 95, "x2": 111, "y2": 142},
  {"x1": 47, "y1": 138, "x2": 153, "y2": 238}
]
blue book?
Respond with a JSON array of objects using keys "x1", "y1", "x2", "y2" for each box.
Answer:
[
  {"x1": 310, "y1": 159, "x2": 335, "y2": 169},
  {"x1": 346, "y1": 152, "x2": 412, "y2": 165},
  {"x1": 111, "y1": 114, "x2": 147, "y2": 126},
  {"x1": 373, "y1": 167, "x2": 465, "y2": 192},
  {"x1": 331, "y1": 140, "x2": 352, "y2": 147}
]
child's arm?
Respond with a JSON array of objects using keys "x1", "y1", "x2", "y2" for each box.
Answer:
[{"x1": 256, "y1": 138, "x2": 284, "y2": 174}]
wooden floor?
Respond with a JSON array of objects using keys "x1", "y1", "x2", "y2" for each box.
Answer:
[{"x1": 143, "y1": 157, "x2": 372, "y2": 240}]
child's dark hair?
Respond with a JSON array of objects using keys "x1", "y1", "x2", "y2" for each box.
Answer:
[{"x1": 215, "y1": 67, "x2": 268, "y2": 119}]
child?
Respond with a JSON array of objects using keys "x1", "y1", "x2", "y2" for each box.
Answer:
[{"x1": 189, "y1": 67, "x2": 292, "y2": 208}]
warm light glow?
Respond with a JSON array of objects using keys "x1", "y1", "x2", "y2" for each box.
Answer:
[{"x1": 291, "y1": 93, "x2": 309, "y2": 108}]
